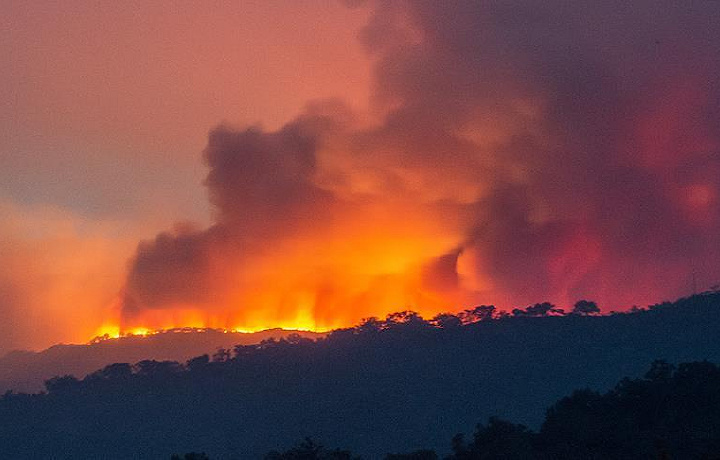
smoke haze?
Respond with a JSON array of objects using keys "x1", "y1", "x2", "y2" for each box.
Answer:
[{"x1": 121, "y1": 1, "x2": 720, "y2": 331}]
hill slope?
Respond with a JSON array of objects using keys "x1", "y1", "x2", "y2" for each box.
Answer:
[
  {"x1": 1, "y1": 293, "x2": 719, "y2": 458},
  {"x1": 0, "y1": 329, "x2": 324, "y2": 393}
]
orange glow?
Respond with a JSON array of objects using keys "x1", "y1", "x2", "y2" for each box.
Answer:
[
  {"x1": 7, "y1": 1, "x2": 720, "y2": 355},
  {"x1": 96, "y1": 206, "x2": 473, "y2": 340},
  {"x1": 94, "y1": 324, "x2": 121, "y2": 340},
  {"x1": 93, "y1": 307, "x2": 338, "y2": 341}
]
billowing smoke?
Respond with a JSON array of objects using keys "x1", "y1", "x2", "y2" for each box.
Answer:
[
  {"x1": 121, "y1": 1, "x2": 720, "y2": 329},
  {"x1": 124, "y1": 105, "x2": 345, "y2": 323}
]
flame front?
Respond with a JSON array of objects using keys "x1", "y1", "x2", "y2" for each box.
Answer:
[
  {"x1": 87, "y1": 1, "x2": 720, "y2": 343},
  {"x1": 107, "y1": 220, "x2": 472, "y2": 338}
]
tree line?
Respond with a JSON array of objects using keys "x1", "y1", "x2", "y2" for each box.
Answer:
[
  {"x1": 1, "y1": 291, "x2": 719, "y2": 458},
  {"x1": 170, "y1": 360, "x2": 720, "y2": 459}
]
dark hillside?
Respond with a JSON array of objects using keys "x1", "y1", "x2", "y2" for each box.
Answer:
[
  {"x1": 1, "y1": 293, "x2": 719, "y2": 458},
  {"x1": 0, "y1": 328, "x2": 324, "y2": 393}
]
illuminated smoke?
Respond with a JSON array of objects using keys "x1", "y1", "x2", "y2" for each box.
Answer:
[{"x1": 120, "y1": 1, "x2": 720, "y2": 331}]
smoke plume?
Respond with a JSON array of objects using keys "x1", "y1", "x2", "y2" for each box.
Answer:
[{"x1": 121, "y1": 1, "x2": 720, "y2": 330}]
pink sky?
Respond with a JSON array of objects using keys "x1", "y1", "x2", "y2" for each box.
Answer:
[{"x1": 1, "y1": 1, "x2": 371, "y2": 351}]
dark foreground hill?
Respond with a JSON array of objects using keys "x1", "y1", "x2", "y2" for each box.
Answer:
[
  {"x1": 0, "y1": 328, "x2": 324, "y2": 393},
  {"x1": 1, "y1": 293, "x2": 720, "y2": 458},
  {"x1": 264, "y1": 360, "x2": 720, "y2": 459}
]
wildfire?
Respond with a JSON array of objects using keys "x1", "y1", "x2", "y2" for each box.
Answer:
[
  {"x1": 99, "y1": 213, "x2": 473, "y2": 344},
  {"x1": 90, "y1": 302, "x2": 341, "y2": 343},
  {"x1": 94, "y1": 324, "x2": 121, "y2": 340}
]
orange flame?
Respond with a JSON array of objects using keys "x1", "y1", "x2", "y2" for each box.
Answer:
[{"x1": 93, "y1": 214, "x2": 475, "y2": 342}]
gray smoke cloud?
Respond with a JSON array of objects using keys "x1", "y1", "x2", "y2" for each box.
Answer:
[{"x1": 122, "y1": 0, "x2": 720, "y2": 326}]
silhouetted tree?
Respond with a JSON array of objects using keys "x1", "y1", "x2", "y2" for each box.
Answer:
[
  {"x1": 44, "y1": 375, "x2": 79, "y2": 394},
  {"x1": 357, "y1": 316, "x2": 383, "y2": 334},
  {"x1": 186, "y1": 354, "x2": 210, "y2": 370},
  {"x1": 264, "y1": 438, "x2": 358, "y2": 460},
  {"x1": 212, "y1": 348, "x2": 231, "y2": 362},
  {"x1": 431, "y1": 313, "x2": 462, "y2": 329},
  {"x1": 87, "y1": 363, "x2": 132, "y2": 381},
  {"x1": 385, "y1": 311, "x2": 425, "y2": 328},
  {"x1": 645, "y1": 359, "x2": 674, "y2": 382},
  {"x1": 572, "y1": 300, "x2": 600, "y2": 316},
  {"x1": 513, "y1": 302, "x2": 561, "y2": 317},
  {"x1": 326, "y1": 327, "x2": 355, "y2": 343},
  {"x1": 542, "y1": 360, "x2": 720, "y2": 458},
  {"x1": 448, "y1": 417, "x2": 535, "y2": 459},
  {"x1": 460, "y1": 305, "x2": 496, "y2": 323},
  {"x1": 286, "y1": 333, "x2": 312, "y2": 345}
]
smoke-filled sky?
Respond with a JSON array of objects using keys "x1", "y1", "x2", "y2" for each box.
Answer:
[{"x1": 2, "y1": 0, "x2": 720, "y2": 352}]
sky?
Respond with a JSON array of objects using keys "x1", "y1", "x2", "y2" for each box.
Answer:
[{"x1": 2, "y1": 0, "x2": 720, "y2": 352}]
